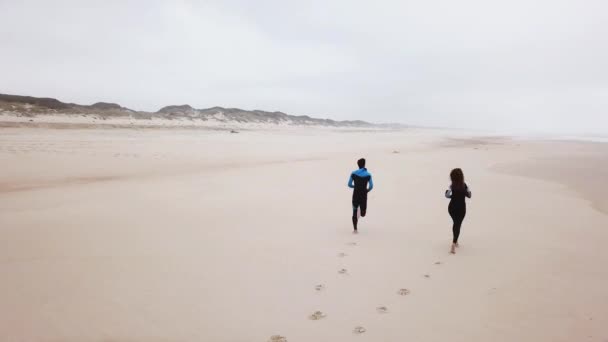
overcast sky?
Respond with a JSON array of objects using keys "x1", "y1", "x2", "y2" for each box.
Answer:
[{"x1": 1, "y1": 0, "x2": 607, "y2": 134}]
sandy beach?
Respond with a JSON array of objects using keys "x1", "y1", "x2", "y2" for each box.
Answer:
[{"x1": 1, "y1": 125, "x2": 607, "y2": 342}]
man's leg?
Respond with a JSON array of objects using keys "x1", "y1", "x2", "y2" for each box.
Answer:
[
  {"x1": 352, "y1": 203, "x2": 359, "y2": 231},
  {"x1": 360, "y1": 200, "x2": 367, "y2": 217}
]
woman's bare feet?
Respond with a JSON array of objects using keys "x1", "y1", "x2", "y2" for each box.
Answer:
[
  {"x1": 450, "y1": 244, "x2": 456, "y2": 254},
  {"x1": 455, "y1": 242, "x2": 460, "y2": 248}
]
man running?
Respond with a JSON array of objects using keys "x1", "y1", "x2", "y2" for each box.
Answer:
[{"x1": 348, "y1": 158, "x2": 374, "y2": 232}]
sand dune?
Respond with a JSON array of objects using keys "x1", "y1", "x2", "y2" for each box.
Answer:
[{"x1": 0, "y1": 126, "x2": 607, "y2": 341}]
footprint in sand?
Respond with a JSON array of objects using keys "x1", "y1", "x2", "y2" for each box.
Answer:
[
  {"x1": 308, "y1": 311, "x2": 326, "y2": 320},
  {"x1": 397, "y1": 288, "x2": 411, "y2": 296},
  {"x1": 338, "y1": 268, "x2": 349, "y2": 275},
  {"x1": 338, "y1": 252, "x2": 348, "y2": 257},
  {"x1": 376, "y1": 306, "x2": 389, "y2": 314},
  {"x1": 353, "y1": 326, "x2": 366, "y2": 334},
  {"x1": 434, "y1": 261, "x2": 442, "y2": 265},
  {"x1": 315, "y1": 284, "x2": 325, "y2": 292},
  {"x1": 269, "y1": 335, "x2": 287, "y2": 342},
  {"x1": 424, "y1": 274, "x2": 431, "y2": 278},
  {"x1": 347, "y1": 242, "x2": 357, "y2": 246}
]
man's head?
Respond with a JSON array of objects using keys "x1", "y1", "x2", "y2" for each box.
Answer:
[{"x1": 357, "y1": 158, "x2": 366, "y2": 169}]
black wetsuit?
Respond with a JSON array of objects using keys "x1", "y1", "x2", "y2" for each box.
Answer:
[
  {"x1": 445, "y1": 184, "x2": 471, "y2": 243},
  {"x1": 348, "y1": 168, "x2": 373, "y2": 230}
]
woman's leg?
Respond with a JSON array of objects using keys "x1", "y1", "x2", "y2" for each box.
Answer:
[
  {"x1": 448, "y1": 207, "x2": 457, "y2": 253},
  {"x1": 452, "y1": 218, "x2": 462, "y2": 243},
  {"x1": 449, "y1": 206, "x2": 465, "y2": 253},
  {"x1": 448, "y1": 207, "x2": 458, "y2": 243},
  {"x1": 453, "y1": 208, "x2": 466, "y2": 244}
]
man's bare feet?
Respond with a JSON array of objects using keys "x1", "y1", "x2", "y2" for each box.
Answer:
[{"x1": 450, "y1": 244, "x2": 456, "y2": 254}]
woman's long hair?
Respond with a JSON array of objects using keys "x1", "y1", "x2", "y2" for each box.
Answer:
[{"x1": 450, "y1": 168, "x2": 465, "y2": 190}]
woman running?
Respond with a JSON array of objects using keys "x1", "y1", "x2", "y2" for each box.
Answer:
[{"x1": 444, "y1": 168, "x2": 471, "y2": 254}]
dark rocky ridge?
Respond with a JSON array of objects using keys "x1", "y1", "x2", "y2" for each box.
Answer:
[
  {"x1": 0, "y1": 94, "x2": 71, "y2": 110},
  {"x1": 90, "y1": 102, "x2": 124, "y2": 110},
  {"x1": 158, "y1": 105, "x2": 195, "y2": 114}
]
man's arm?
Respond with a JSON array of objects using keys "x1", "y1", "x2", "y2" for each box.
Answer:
[
  {"x1": 367, "y1": 176, "x2": 374, "y2": 192},
  {"x1": 348, "y1": 174, "x2": 354, "y2": 188}
]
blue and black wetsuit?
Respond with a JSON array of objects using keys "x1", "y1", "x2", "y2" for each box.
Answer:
[{"x1": 348, "y1": 168, "x2": 374, "y2": 230}]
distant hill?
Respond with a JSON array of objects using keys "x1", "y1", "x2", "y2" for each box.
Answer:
[
  {"x1": 0, "y1": 93, "x2": 403, "y2": 128},
  {"x1": 89, "y1": 102, "x2": 125, "y2": 110},
  {"x1": 0, "y1": 93, "x2": 134, "y2": 117},
  {"x1": 0, "y1": 94, "x2": 71, "y2": 110}
]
